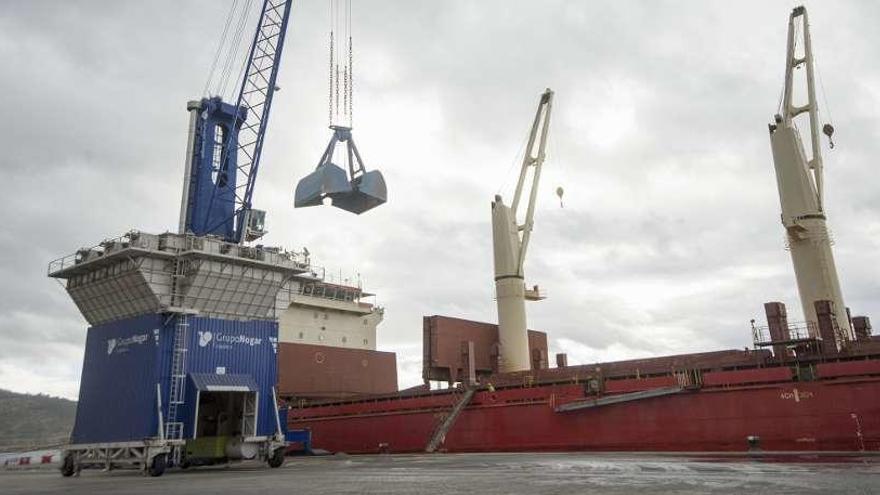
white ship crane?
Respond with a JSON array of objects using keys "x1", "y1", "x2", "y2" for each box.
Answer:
[
  {"x1": 768, "y1": 6, "x2": 854, "y2": 348},
  {"x1": 492, "y1": 89, "x2": 554, "y2": 373}
]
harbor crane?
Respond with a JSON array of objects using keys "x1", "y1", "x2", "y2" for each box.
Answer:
[
  {"x1": 492, "y1": 89, "x2": 554, "y2": 373},
  {"x1": 180, "y1": 0, "x2": 384, "y2": 246},
  {"x1": 768, "y1": 6, "x2": 854, "y2": 348},
  {"x1": 179, "y1": 0, "x2": 293, "y2": 245}
]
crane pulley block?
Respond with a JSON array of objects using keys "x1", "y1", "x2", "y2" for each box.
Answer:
[{"x1": 294, "y1": 126, "x2": 387, "y2": 214}]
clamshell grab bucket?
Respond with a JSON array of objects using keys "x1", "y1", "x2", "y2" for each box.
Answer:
[
  {"x1": 294, "y1": 126, "x2": 387, "y2": 214},
  {"x1": 330, "y1": 169, "x2": 387, "y2": 214},
  {"x1": 294, "y1": 163, "x2": 352, "y2": 208}
]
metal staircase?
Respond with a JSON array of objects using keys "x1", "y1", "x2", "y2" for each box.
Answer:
[{"x1": 425, "y1": 388, "x2": 475, "y2": 453}]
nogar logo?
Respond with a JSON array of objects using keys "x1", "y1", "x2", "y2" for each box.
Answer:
[
  {"x1": 215, "y1": 334, "x2": 263, "y2": 346},
  {"x1": 106, "y1": 334, "x2": 148, "y2": 355},
  {"x1": 195, "y1": 329, "x2": 263, "y2": 349}
]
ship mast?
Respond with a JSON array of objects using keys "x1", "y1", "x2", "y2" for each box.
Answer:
[
  {"x1": 492, "y1": 89, "x2": 553, "y2": 373},
  {"x1": 768, "y1": 6, "x2": 853, "y2": 348}
]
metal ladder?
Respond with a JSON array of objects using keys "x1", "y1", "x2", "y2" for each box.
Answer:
[
  {"x1": 164, "y1": 313, "x2": 188, "y2": 441},
  {"x1": 425, "y1": 388, "x2": 475, "y2": 453}
]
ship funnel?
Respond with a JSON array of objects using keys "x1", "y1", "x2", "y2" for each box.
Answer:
[{"x1": 294, "y1": 126, "x2": 387, "y2": 214}]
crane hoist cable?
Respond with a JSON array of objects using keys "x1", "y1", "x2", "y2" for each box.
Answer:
[
  {"x1": 294, "y1": 0, "x2": 387, "y2": 215},
  {"x1": 328, "y1": 0, "x2": 353, "y2": 128},
  {"x1": 547, "y1": 114, "x2": 566, "y2": 208},
  {"x1": 497, "y1": 103, "x2": 565, "y2": 210},
  {"x1": 203, "y1": 0, "x2": 240, "y2": 96},
  {"x1": 220, "y1": 0, "x2": 257, "y2": 98},
  {"x1": 203, "y1": 0, "x2": 257, "y2": 99},
  {"x1": 813, "y1": 52, "x2": 836, "y2": 148}
]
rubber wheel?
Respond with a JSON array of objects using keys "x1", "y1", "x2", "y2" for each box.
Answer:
[
  {"x1": 60, "y1": 455, "x2": 75, "y2": 477},
  {"x1": 268, "y1": 448, "x2": 285, "y2": 468},
  {"x1": 148, "y1": 455, "x2": 167, "y2": 477}
]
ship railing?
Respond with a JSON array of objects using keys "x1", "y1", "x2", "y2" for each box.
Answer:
[
  {"x1": 176, "y1": 233, "x2": 310, "y2": 269},
  {"x1": 293, "y1": 270, "x2": 379, "y2": 304},
  {"x1": 47, "y1": 230, "x2": 154, "y2": 275},
  {"x1": 48, "y1": 230, "x2": 312, "y2": 277},
  {"x1": 751, "y1": 321, "x2": 819, "y2": 346},
  {"x1": 787, "y1": 321, "x2": 817, "y2": 340}
]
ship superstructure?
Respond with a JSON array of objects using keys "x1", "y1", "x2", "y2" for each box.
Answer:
[
  {"x1": 277, "y1": 279, "x2": 384, "y2": 350},
  {"x1": 275, "y1": 278, "x2": 397, "y2": 401}
]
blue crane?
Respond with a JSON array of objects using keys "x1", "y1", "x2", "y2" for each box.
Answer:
[
  {"x1": 179, "y1": 0, "x2": 385, "y2": 245},
  {"x1": 179, "y1": 0, "x2": 292, "y2": 244}
]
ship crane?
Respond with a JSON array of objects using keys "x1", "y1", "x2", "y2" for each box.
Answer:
[
  {"x1": 492, "y1": 89, "x2": 554, "y2": 373},
  {"x1": 768, "y1": 6, "x2": 854, "y2": 348}
]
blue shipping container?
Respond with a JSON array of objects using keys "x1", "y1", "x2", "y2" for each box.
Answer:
[{"x1": 72, "y1": 314, "x2": 279, "y2": 444}]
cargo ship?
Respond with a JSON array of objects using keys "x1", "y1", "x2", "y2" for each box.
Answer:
[
  {"x1": 287, "y1": 314, "x2": 880, "y2": 454},
  {"x1": 284, "y1": 7, "x2": 880, "y2": 455}
]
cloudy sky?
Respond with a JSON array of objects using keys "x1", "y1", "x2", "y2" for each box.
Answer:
[{"x1": 1, "y1": 1, "x2": 878, "y2": 399}]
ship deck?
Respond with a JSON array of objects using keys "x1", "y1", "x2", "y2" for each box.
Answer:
[{"x1": 290, "y1": 342, "x2": 880, "y2": 410}]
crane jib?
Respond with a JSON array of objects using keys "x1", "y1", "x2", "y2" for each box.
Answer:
[{"x1": 190, "y1": 0, "x2": 294, "y2": 244}]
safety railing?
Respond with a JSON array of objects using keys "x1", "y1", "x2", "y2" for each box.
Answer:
[{"x1": 752, "y1": 320, "x2": 818, "y2": 346}]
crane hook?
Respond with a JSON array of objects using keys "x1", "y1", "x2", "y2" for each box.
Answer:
[{"x1": 823, "y1": 123, "x2": 835, "y2": 149}]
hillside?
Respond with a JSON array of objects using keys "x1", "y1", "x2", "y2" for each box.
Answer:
[{"x1": 0, "y1": 389, "x2": 76, "y2": 451}]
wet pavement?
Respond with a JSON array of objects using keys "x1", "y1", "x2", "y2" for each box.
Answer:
[{"x1": 2, "y1": 452, "x2": 879, "y2": 494}]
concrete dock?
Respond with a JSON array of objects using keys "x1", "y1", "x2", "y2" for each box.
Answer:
[{"x1": 3, "y1": 453, "x2": 879, "y2": 494}]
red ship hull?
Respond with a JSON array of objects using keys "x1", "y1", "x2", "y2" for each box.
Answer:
[{"x1": 288, "y1": 360, "x2": 880, "y2": 454}]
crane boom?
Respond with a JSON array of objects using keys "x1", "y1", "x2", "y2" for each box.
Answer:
[
  {"x1": 180, "y1": 0, "x2": 294, "y2": 244},
  {"x1": 492, "y1": 89, "x2": 553, "y2": 373},
  {"x1": 768, "y1": 6, "x2": 853, "y2": 348}
]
